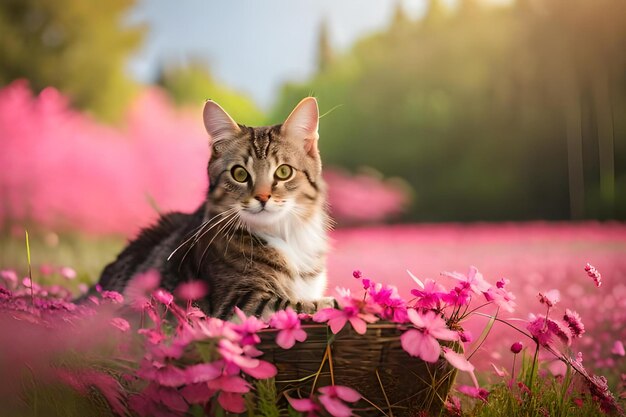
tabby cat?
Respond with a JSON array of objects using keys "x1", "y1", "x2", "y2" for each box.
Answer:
[{"x1": 96, "y1": 97, "x2": 333, "y2": 319}]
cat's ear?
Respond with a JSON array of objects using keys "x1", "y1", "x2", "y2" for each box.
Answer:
[
  {"x1": 281, "y1": 97, "x2": 319, "y2": 158},
  {"x1": 203, "y1": 100, "x2": 241, "y2": 149}
]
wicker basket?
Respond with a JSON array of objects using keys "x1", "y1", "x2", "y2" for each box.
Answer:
[{"x1": 258, "y1": 322, "x2": 458, "y2": 417}]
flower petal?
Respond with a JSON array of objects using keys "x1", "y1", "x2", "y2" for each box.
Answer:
[
  {"x1": 186, "y1": 363, "x2": 221, "y2": 384},
  {"x1": 242, "y1": 360, "x2": 277, "y2": 379},
  {"x1": 349, "y1": 317, "x2": 367, "y2": 334},
  {"x1": 288, "y1": 397, "x2": 318, "y2": 412},
  {"x1": 180, "y1": 383, "x2": 214, "y2": 404},
  {"x1": 218, "y1": 391, "x2": 246, "y2": 413},
  {"x1": 276, "y1": 330, "x2": 296, "y2": 349},
  {"x1": 334, "y1": 386, "x2": 361, "y2": 403},
  {"x1": 407, "y1": 308, "x2": 425, "y2": 328},
  {"x1": 328, "y1": 316, "x2": 348, "y2": 334},
  {"x1": 319, "y1": 394, "x2": 353, "y2": 417},
  {"x1": 442, "y1": 347, "x2": 474, "y2": 372},
  {"x1": 401, "y1": 329, "x2": 425, "y2": 358},
  {"x1": 207, "y1": 376, "x2": 250, "y2": 393}
]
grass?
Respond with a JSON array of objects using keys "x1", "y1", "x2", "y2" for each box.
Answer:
[{"x1": 0, "y1": 230, "x2": 123, "y2": 290}]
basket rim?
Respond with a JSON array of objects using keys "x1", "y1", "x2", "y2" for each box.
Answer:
[{"x1": 257, "y1": 321, "x2": 408, "y2": 335}]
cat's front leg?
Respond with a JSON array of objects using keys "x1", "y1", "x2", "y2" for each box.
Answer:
[
  {"x1": 224, "y1": 291, "x2": 336, "y2": 320},
  {"x1": 292, "y1": 296, "x2": 336, "y2": 315}
]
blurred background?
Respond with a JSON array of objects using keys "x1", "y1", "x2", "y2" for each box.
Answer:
[
  {"x1": 1, "y1": 0, "x2": 626, "y2": 383},
  {"x1": 2, "y1": 0, "x2": 625, "y2": 233}
]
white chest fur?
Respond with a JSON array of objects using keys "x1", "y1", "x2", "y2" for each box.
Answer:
[{"x1": 256, "y1": 211, "x2": 328, "y2": 300}]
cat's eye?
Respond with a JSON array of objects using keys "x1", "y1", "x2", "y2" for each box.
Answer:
[
  {"x1": 274, "y1": 164, "x2": 293, "y2": 180},
  {"x1": 231, "y1": 165, "x2": 249, "y2": 183}
]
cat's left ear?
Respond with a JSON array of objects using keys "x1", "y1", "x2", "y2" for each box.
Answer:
[
  {"x1": 203, "y1": 100, "x2": 241, "y2": 151},
  {"x1": 281, "y1": 97, "x2": 319, "y2": 158}
]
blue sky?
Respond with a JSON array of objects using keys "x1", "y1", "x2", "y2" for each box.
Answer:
[{"x1": 126, "y1": 0, "x2": 433, "y2": 109}]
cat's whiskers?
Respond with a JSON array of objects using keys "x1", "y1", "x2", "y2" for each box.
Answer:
[
  {"x1": 223, "y1": 216, "x2": 243, "y2": 256},
  {"x1": 196, "y1": 210, "x2": 241, "y2": 274},
  {"x1": 176, "y1": 209, "x2": 242, "y2": 272},
  {"x1": 167, "y1": 207, "x2": 238, "y2": 262}
]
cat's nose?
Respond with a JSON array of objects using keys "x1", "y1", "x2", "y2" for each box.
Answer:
[{"x1": 254, "y1": 193, "x2": 271, "y2": 206}]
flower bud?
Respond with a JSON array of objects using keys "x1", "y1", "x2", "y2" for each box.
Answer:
[{"x1": 511, "y1": 342, "x2": 523, "y2": 354}]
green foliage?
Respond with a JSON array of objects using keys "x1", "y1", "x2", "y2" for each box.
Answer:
[
  {"x1": 0, "y1": 231, "x2": 123, "y2": 288},
  {"x1": 19, "y1": 378, "x2": 116, "y2": 417},
  {"x1": 158, "y1": 63, "x2": 265, "y2": 125},
  {"x1": 0, "y1": 0, "x2": 143, "y2": 122},
  {"x1": 462, "y1": 381, "x2": 608, "y2": 417},
  {"x1": 455, "y1": 349, "x2": 624, "y2": 417},
  {"x1": 272, "y1": 0, "x2": 626, "y2": 221},
  {"x1": 252, "y1": 379, "x2": 282, "y2": 417}
]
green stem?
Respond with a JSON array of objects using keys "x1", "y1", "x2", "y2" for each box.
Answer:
[{"x1": 527, "y1": 341, "x2": 540, "y2": 392}]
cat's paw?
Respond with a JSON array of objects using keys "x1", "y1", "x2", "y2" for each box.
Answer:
[
  {"x1": 314, "y1": 296, "x2": 337, "y2": 310},
  {"x1": 294, "y1": 297, "x2": 337, "y2": 314}
]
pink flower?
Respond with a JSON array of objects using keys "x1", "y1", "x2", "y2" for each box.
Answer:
[
  {"x1": 218, "y1": 339, "x2": 261, "y2": 369},
  {"x1": 137, "y1": 383, "x2": 188, "y2": 414},
  {"x1": 174, "y1": 280, "x2": 208, "y2": 301},
  {"x1": 206, "y1": 374, "x2": 250, "y2": 394},
  {"x1": 0, "y1": 269, "x2": 18, "y2": 286},
  {"x1": 287, "y1": 396, "x2": 320, "y2": 417},
  {"x1": 318, "y1": 385, "x2": 361, "y2": 417},
  {"x1": 442, "y1": 266, "x2": 491, "y2": 295},
  {"x1": 232, "y1": 307, "x2": 267, "y2": 345},
  {"x1": 59, "y1": 266, "x2": 77, "y2": 280},
  {"x1": 110, "y1": 317, "x2": 130, "y2": 332},
  {"x1": 78, "y1": 283, "x2": 89, "y2": 294},
  {"x1": 563, "y1": 309, "x2": 585, "y2": 338},
  {"x1": 137, "y1": 361, "x2": 187, "y2": 387},
  {"x1": 527, "y1": 314, "x2": 572, "y2": 347},
  {"x1": 511, "y1": 341, "x2": 523, "y2": 354},
  {"x1": 585, "y1": 263, "x2": 602, "y2": 287},
  {"x1": 441, "y1": 284, "x2": 472, "y2": 307},
  {"x1": 401, "y1": 309, "x2": 458, "y2": 362},
  {"x1": 152, "y1": 288, "x2": 174, "y2": 306},
  {"x1": 313, "y1": 288, "x2": 379, "y2": 335},
  {"x1": 180, "y1": 383, "x2": 215, "y2": 404},
  {"x1": 442, "y1": 347, "x2": 475, "y2": 372},
  {"x1": 457, "y1": 385, "x2": 489, "y2": 402},
  {"x1": 537, "y1": 289, "x2": 560, "y2": 308},
  {"x1": 611, "y1": 341, "x2": 625, "y2": 357},
  {"x1": 484, "y1": 285, "x2": 516, "y2": 313},
  {"x1": 269, "y1": 307, "x2": 307, "y2": 349},
  {"x1": 185, "y1": 363, "x2": 222, "y2": 383},
  {"x1": 352, "y1": 270, "x2": 362, "y2": 279},
  {"x1": 101, "y1": 290, "x2": 124, "y2": 303},
  {"x1": 126, "y1": 270, "x2": 161, "y2": 309},
  {"x1": 313, "y1": 305, "x2": 378, "y2": 335},
  {"x1": 445, "y1": 395, "x2": 462, "y2": 416},
  {"x1": 368, "y1": 282, "x2": 407, "y2": 322},
  {"x1": 217, "y1": 391, "x2": 246, "y2": 413},
  {"x1": 458, "y1": 330, "x2": 473, "y2": 344},
  {"x1": 411, "y1": 278, "x2": 446, "y2": 309}
]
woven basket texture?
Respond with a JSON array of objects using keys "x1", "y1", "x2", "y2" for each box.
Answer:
[{"x1": 259, "y1": 322, "x2": 458, "y2": 417}]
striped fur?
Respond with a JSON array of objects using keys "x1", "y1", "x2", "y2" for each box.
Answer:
[{"x1": 96, "y1": 98, "x2": 333, "y2": 319}]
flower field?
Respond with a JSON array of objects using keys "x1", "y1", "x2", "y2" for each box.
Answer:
[
  {"x1": 328, "y1": 222, "x2": 626, "y2": 379},
  {"x1": 1, "y1": 222, "x2": 625, "y2": 416}
]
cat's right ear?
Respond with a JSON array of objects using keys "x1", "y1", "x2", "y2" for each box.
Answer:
[{"x1": 203, "y1": 100, "x2": 241, "y2": 154}]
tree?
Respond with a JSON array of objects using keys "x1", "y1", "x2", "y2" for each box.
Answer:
[
  {"x1": 316, "y1": 19, "x2": 334, "y2": 73},
  {"x1": 0, "y1": 0, "x2": 143, "y2": 122}
]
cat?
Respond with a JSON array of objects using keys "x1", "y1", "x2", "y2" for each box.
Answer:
[{"x1": 96, "y1": 97, "x2": 334, "y2": 319}]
